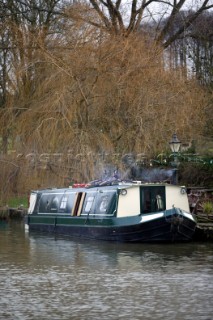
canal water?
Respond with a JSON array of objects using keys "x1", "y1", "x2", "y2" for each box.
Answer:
[{"x1": 0, "y1": 221, "x2": 213, "y2": 320}]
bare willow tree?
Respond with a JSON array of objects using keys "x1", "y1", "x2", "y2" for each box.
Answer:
[
  {"x1": 187, "y1": 11, "x2": 213, "y2": 85},
  {"x1": 0, "y1": 0, "x2": 63, "y2": 199},
  {"x1": 0, "y1": 0, "x2": 61, "y2": 153},
  {"x1": 67, "y1": 0, "x2": 213, "y2": 44},
  {"x1": 0, "y1": 0, "x2": 211, "y2": 199},
  {"x1": 65, "y1": 0, "x2": 213, "y2": 81},
  {"x1": 13, "y1": 27, "x2": 207, "y2": 184}
]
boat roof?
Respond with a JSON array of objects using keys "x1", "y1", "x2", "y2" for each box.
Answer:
[{"x1": 32, "y1": 181, "x2": 179, "y2": 194}]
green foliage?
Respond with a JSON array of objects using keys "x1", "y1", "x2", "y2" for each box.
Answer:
[
  {"x1": 202, "y1": 201, "x2": 213, "y2": 215},
  {"x1": 6, "y1": 196, "x2": 28, "y2": 208},
  {"x1": 150, "y1": 152, "x2": 213, "y2": 187}
]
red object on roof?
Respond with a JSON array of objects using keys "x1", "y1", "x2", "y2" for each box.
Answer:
[{"x1": 72, "y1": 183, "x2": 86, "y2": 188}]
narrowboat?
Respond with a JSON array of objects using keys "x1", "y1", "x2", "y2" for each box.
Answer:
[{"x1": 26, "y1": 181, "x2": 197, "y2": 242}]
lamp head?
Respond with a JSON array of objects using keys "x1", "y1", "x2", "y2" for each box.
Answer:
[{"x1": 169, "y1": 133, "x2": 181, "y2": 153}]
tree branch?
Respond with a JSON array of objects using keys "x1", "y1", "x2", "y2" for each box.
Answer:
[
  {"x1": 156, "y1": 0, "x2": 186, "y2": 44},
  {"x1": 89, "y1": 0, "x2": 112, "y2": 30},
  {"x1": 162, "y1": 0, "x2": 213, "y2": 48}
]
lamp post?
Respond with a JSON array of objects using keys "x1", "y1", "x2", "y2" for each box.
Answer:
[{"x1": 169, "y1": 133, "x2": 181, "y2": 185}]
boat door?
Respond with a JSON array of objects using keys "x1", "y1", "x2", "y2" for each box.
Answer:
[
  {"x1": 140, "y1": 186, "x2": 166, "y2": 213},
  {"x1": 71, "y1": 192, "x2": 86, "y2": 216}
]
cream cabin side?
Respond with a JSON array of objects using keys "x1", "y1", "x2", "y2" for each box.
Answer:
[
  {"x1": 117, "y1": 186, "x2": 140, "y2": 217},
  {"x1": 165, "y1": 185, "x2": 190, "y2": 212}
]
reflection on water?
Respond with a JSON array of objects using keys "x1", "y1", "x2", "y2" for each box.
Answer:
[{"x1": 0, "y1": 221, "x2": 213, "y2": 320}]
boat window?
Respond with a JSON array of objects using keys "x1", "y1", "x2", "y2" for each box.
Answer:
[
  {"x1": 99, "y1": 195, "x2": 109, "y2": 213},
  {"x1": 81, "y1": 193, "x2": 96, "y2": 215},
  {"x1": 60, "y1": 196, "x2": 68, "y2": 209},
  {"x1": 84, "y1": 196, "x2": 95, "y2": 213},
  {"x1": 50, "y1": 196, "x2": 59, "y2": 211},
  {"x1": 81, "y1": 191, "x2": 116, "y2": 216},
  {"x1": 38, "y1": 192, "x2": 77, "y2": 214},
  {"x1": 39, "y1": 194, "x2": 62, "y2": 213},
  {"x1": 141, "y1": 186, "x2": 165, "y2": 213},
  {"x1": 61, "y1": 193, "x2": 76, "y2": 214},
  {"x1": 94, "y1": 192, "x2": 116, "y2": 215}
]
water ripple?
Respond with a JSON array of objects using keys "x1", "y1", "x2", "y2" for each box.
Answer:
[{"x1": 0, "y1": 223, "x2": 213, "y2": 320}]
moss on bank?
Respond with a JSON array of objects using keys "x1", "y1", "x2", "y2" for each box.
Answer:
[{"x1": 0, "y1": 196, "x2": 28, "y2": 220}]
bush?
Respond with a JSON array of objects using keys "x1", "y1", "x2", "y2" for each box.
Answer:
[
  {"x1": 202, "y1": 201, "x2": 213, "y2": 215},
  {"x1": 178, "y1": 162, "x2": 213, "y2": 188}
]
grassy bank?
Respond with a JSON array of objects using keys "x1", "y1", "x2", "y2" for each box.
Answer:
[
  {"x1": 0, "y1": 196, "x2": 28, "y2": 220},
  {"x1": 6, "y1": 196, "x2": 28, "y2": 209}
]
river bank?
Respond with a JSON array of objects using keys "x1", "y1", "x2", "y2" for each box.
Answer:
[{"x1": 0, "y1": 206, "x2": 27, "y2": 220}]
